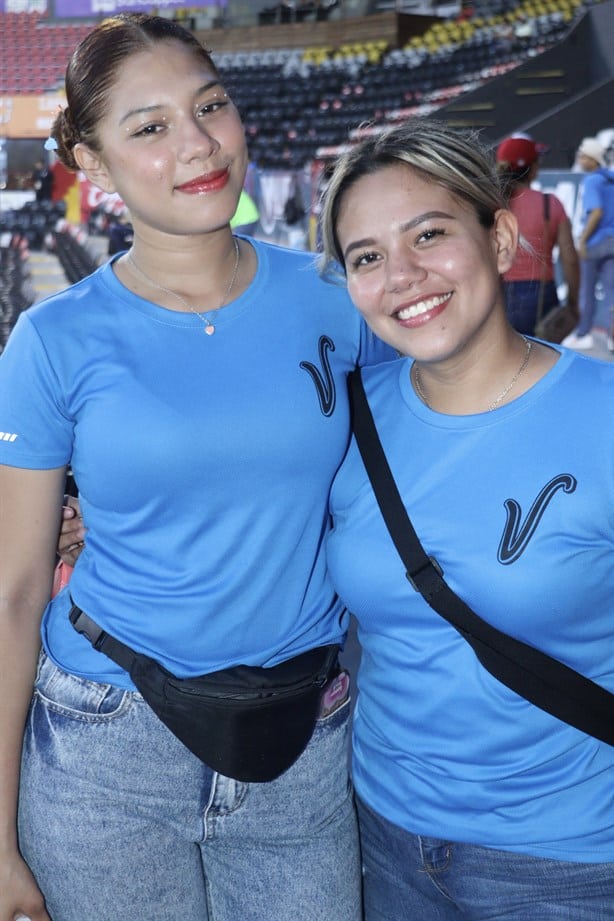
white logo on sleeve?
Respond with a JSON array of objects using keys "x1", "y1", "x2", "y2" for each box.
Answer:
[{"x1": 0, "y1": 432, "x2": 18, "y2": 441}]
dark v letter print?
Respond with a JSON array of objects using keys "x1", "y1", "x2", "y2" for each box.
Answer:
[
  {"x1": 498, "y1": 474, "x2": 577, "y2": 565},
  {"x1": 300, "y1": 335, "x2": 336, "y2": 417}
]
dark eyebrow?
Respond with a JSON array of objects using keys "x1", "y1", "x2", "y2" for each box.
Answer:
[
  {"x1": 342, "y1": 210, "x2": 455, "y2": 261},
  {"x1": 119, "y1": 79, "x2": 223, "y2": 126}
]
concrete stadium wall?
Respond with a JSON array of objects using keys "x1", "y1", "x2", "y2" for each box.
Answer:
[{"x1": 195, "y1": 10, "x2": 438, "y2": 52}]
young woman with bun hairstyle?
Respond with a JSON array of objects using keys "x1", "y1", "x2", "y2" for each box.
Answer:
[{"x1": 0, "y1": 14, "x2": 391, "y2": 920}]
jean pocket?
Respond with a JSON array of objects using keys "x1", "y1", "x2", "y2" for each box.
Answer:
[{"x1": 34, "y1": 652, "x2": 131, "y2": 722}]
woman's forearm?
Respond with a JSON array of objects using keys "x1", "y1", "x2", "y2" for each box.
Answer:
[
  {"x1": 0, "y1": 603, "x2": 44, "y2": 849},
  {"x1": 0, "y1": 465, "x2": 66, "y2": 848}
]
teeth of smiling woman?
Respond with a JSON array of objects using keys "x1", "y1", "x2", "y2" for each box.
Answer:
[{"x1": 397, "y1": 293, "x2": 451, "y2": 320}]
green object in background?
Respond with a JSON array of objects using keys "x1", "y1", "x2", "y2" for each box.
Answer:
[{"x1": 231, "y1": 189, "x2": 260, "y2": 229}]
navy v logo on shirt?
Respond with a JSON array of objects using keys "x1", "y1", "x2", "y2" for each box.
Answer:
[
  {"x1": 300, "y1": 335, "x2": 337, "y2": 417},
  {"x1": 498, "y1": 474, "x2": 577, "y2": 564}
]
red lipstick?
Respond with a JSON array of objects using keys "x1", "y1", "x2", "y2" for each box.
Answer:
[{"x1": 176, "y1": 168, "x2": 230, "y2": 194}]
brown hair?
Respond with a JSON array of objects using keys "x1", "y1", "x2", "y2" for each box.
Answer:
[{"x1": 51, "y1": 13, "x2": 219, "y2": 171}]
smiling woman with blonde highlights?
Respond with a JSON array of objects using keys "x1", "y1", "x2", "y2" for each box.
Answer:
[{"x1": 320, "y1": 118, "x2": 614, "y2": 920}]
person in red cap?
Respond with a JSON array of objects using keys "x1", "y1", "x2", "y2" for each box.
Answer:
[{"x1": 496, "y1": 135, "x2": 579, "y2": 338}]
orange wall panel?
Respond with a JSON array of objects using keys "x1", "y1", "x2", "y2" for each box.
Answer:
[{"x1": 0, "y1": 93, "x2": 65, "y2": 139}]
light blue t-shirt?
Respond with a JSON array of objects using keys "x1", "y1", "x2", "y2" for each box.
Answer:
[
  {"x1": 0, "y1": 238, "x2": 390, "y2": 687},
  {"x1": 327, "y1": 347, "x2": 614, "y2": 862}
]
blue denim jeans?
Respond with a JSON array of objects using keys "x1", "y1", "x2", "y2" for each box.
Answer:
[
  {"x1": 357, "y1": 796, "x2": 614, "y2": 920},
  {"x1": 18, "y1": 653, "x2": 361, "y2": 920},
  {"x1": 577, "y1": 254, "x2": 614, "y2": 335}
]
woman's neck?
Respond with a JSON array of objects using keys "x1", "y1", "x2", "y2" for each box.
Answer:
[
  {"x1": 411, "y1": 331, "x2": 558, "y2": 416},
  {"x1": 113, "y1": 233, "x2": 255, "y2": 313}
]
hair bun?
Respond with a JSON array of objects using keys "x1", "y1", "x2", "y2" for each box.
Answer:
[{"x1": 50, "y1": 107, "x2": 81, "y2": 171}]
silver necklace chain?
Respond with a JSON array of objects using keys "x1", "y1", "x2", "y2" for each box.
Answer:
[
  {"x1": 413, "y1": 336, "x2": 533, "y2": 412},
  {"x1": 127, "y1": 237, "x2": 240, "y2": 336}
]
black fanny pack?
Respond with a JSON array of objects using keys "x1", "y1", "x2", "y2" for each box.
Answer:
[{"x1": 69, "y1": 603, "x2": 340, "y2": 783}]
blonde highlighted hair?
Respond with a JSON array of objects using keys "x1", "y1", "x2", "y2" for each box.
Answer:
[{"x1": 319, "y1": 117, "x2": 507, "y2": 274}]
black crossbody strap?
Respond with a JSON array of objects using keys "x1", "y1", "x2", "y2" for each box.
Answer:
[{"x1": 348, "y1": 369, "x2": 614, "y2": 746}]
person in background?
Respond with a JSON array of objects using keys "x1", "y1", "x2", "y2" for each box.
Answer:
[
  {"x1": 0, "y1": 14, "x2": 391, "y2": 921},
  {"x1": 563, "y1": 136, "x2": 614, "y2": 351},
  {"x1": 496, "y1": 135, "x2": 579, "y2": 336},
  {"x1": 320, "y1": 118, "x2": 614, "y2": 920},
  {"x1": 106, "y1": 207, "x2": 134, "y2": 256},
  {"x1": 31, "y1": 160, "x2": 54, "y2": 203}
]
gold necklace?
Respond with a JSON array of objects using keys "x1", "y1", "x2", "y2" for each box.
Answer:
[
  {"x1": 413, "y1": 336, "x2": 533, "y2": 413},
  {"x1": 127, "y1": 237, "x2": 240, "y2": 336}
]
